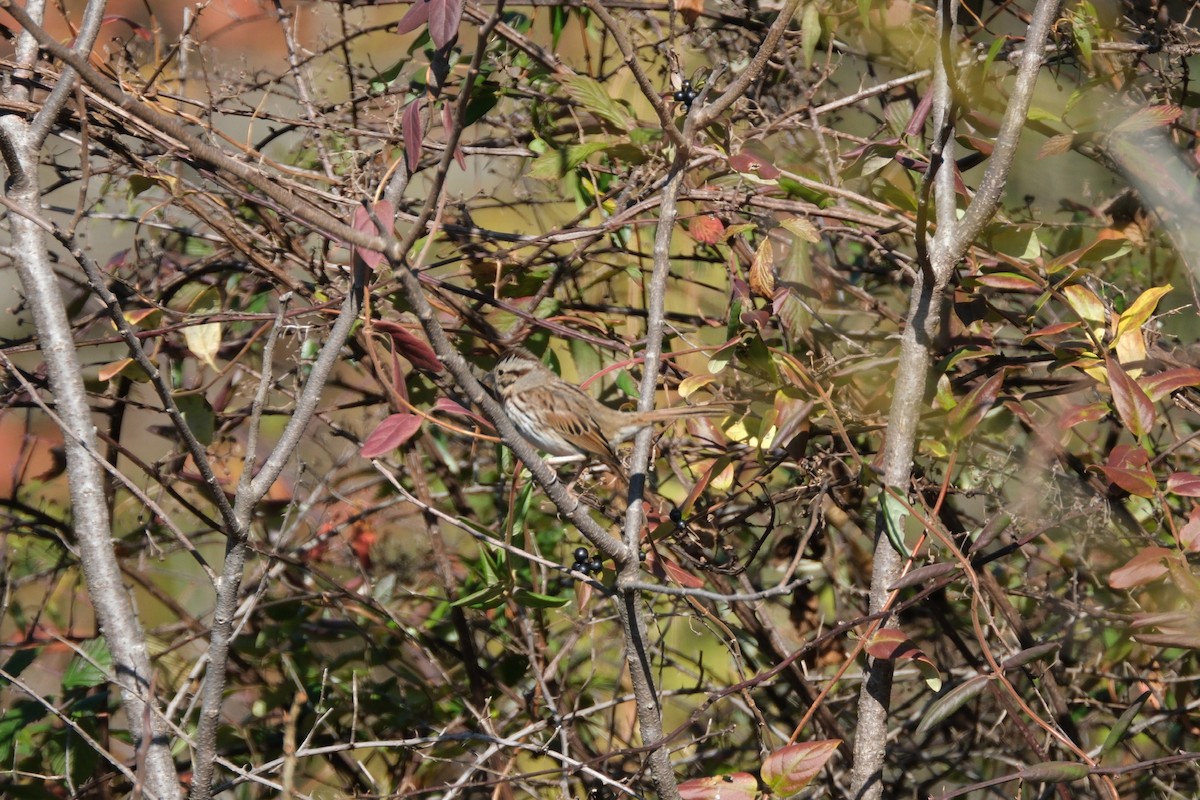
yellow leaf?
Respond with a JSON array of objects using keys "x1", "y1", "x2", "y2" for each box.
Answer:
[
  {"x1": 750, "y1": 237, "x2": 775, "y2": 297},
  {"x1": 1114, "y1": 284, "x2": 1173, "y2": 344},
  {"x1": 1062, "y1": 284, "x2": 1107, "y2": 331},
  {"x1": 677, "y1": 374, "x2": 716, "y2": 398}
]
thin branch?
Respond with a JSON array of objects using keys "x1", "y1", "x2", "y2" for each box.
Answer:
[{"x1": 625, "y1": 579, "x2": 810, "y2": 603}]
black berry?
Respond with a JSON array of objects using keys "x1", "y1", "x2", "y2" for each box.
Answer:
[
  {"x1": 669, "y1": 507, "x2": 683, "y2": 524},
  {"x1": 573, "y1": 546, "x2": 589, "y2": 564},
  {"x1": 589, "y1": 558, "x2": 604, "y2": 574}
]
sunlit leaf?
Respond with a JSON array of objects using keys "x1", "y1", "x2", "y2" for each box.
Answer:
[
  {"x1": 1113, "y1": 105, "x2": 1182, "y2": 134},
  {"x1": 974, "y1": 272, "x2": 1042, "y2": 291},
  {"x1": 1062, "y1": 284, "x2": 1107, "y2": 329},
  {"x1": 561, "y1": 74, "x2": 635, "y2": 130},
  {"x1": 1038, "y1": 132, "x2": 1076, "y2": 159},
  {"x1": 183, "y1": 287, "x2": 222, "y2": 371},
  {"x1": 800, "y1": 3, "x2": 821, "y2": 70},
  {"x1": 1113, "y1": 284, "x2": 1172, "y2": 343},
  {"x1": 63, "y1": 638, "x2": 112, "y2": 690},
  {"x1": 780, "y1": 215, "x2": 820, "y2": 243},
  {"x1": 761, "y1": 741, "x2": 840, "y2": 795},
  {"x1": 97, "y1": 358, "x2": 150, "y2": 383},
  {"x1": 688, "y1": 214, "x2": 725, "y2": 244},
  {"x1": 678, "y1": 772, "x2": 758, "y2": 800},
  {"x1": 749, "y1": 238, "x2": 775, "y2": 297}
]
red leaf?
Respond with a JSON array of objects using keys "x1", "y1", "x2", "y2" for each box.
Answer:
[
  {"x1": 1140, "y1": 367, "x2": 1200, "y2": 401},
  {"x1": 1106, "y1": 356, "x2": 1155, "y2": 437},
  {"x1": 728, "y1": 150, "x2": 781, "y2": 179},
  {"x1": 434, "y1": 397, "x2": 492, "y2": 429},
  {"x1": 1023, "y1": 321, "x2": 1082, "y2": 340},
  {"x1": 102, "y1": 15, "x2": 152, "y2": 40},
  {"x1": 1059, "y1": 401, "x2": 1109, "y2": 430},
  {"x1": 865, "y1": 628, "x2": 920, "y2": 660},
  {"x1": 1180, "y1": 507, "x2": 1200, "y2": 552},
  {"x1": 403, "y1": 98, "x2": 424, "y2": 173},
  {"x1": 761, "y1": 741, "x2": 841, "y2": 796},
  {"x1": 1166, "y1": 472, "x2": 1200, "y2": 497},
  {"x1": 660, "y1": 554, "x2": 705, "y2": 588},
  {"x1": 373, "y1": 320, "x2": 443, "y2": 373},
  {"x1": 361, "y1": 413, "x2": 423, "y2": 457},
  {"x1": 1109, "y1": 546, "x2": 1173, "y2": 589},
  {"x1": 688, "y1": 214, "x2": 725, "y2": 244},
  {"x1": 1097, "y1": 444, "x2": 1157, "y2": 497},
  {"x1": 395, "y1": 0, "x2": 431, "y2": 35},
  {"x1": 975, "y1": 272, "x2": 1042, "y2": 291},
  {"x1": 428, "y1": 0, "x2": 463, "y2": 49},
  {"x1": 350, "y1": 201, "x2": 395, "y2": 271},
  {"x1": 678, "y1": 773, "x2": 757, "y2": 800}
]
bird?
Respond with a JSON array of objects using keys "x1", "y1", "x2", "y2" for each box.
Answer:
[{"x1": 484, "y1": 349, "x2": 732, "y2": 475}]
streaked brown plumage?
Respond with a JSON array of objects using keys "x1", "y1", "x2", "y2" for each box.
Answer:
[{"x1": 486, "y1": 350, "x2": 730, "y2": 473}]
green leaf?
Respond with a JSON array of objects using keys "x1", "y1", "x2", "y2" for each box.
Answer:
[
  {"x1": 450, "y1": 583, "x2": 506, "y2": 610},
  {"x1": 176, "y1": 393, "x2": 215, "y2": 446},
  {"x1": 550, "y1": 5, "x2": 569, "y2": 47},
  {"x1": 880, "y1": 490, "x2": 910, "y2": 558},
  {"x1": 917, "y1": 676, "x2": 989, "y2": 735},
  {"x1": 370, "y1": 59, "x2": 407, "y2": 94},
  {"x1": 1018, "y1": 761, "x2": 1090, "y2": 783},
  {"x1": 0, "y1": 701, "x2": 48, "y2": 763},
  {"x1": 982, "y1": 36, "x2": 1007, "y2": 77},
  {"x1": 561, "y1": 74, "x2": 635, "y2": 130},
  {"x1": 526, "y1": 142, "x2": 613, "y2": 181},
  {"x1": 63, "y1": 638, "x2": 112, "y2": 690},
  {"x1": 800, "y1": 3, "x2": 821, "y2": 70},
  {"x1": 1100, "y1": 690, "x2": 1150, "y2": 757},
  {"x1": 512, "y1": 588, "x2": 570, "y2": 608}
]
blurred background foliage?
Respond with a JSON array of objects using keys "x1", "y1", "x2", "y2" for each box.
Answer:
[{"x1": 3, "y1": 0, "x2": 1200, "y2": 797}]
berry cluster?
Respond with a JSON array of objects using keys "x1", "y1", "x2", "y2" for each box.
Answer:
[
  {"x1": 673, "y1": 79, "x2": 700, "y2": 108},
  {"x1": 572, "y1": 546, "x2": 604, "y2": 575}
]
